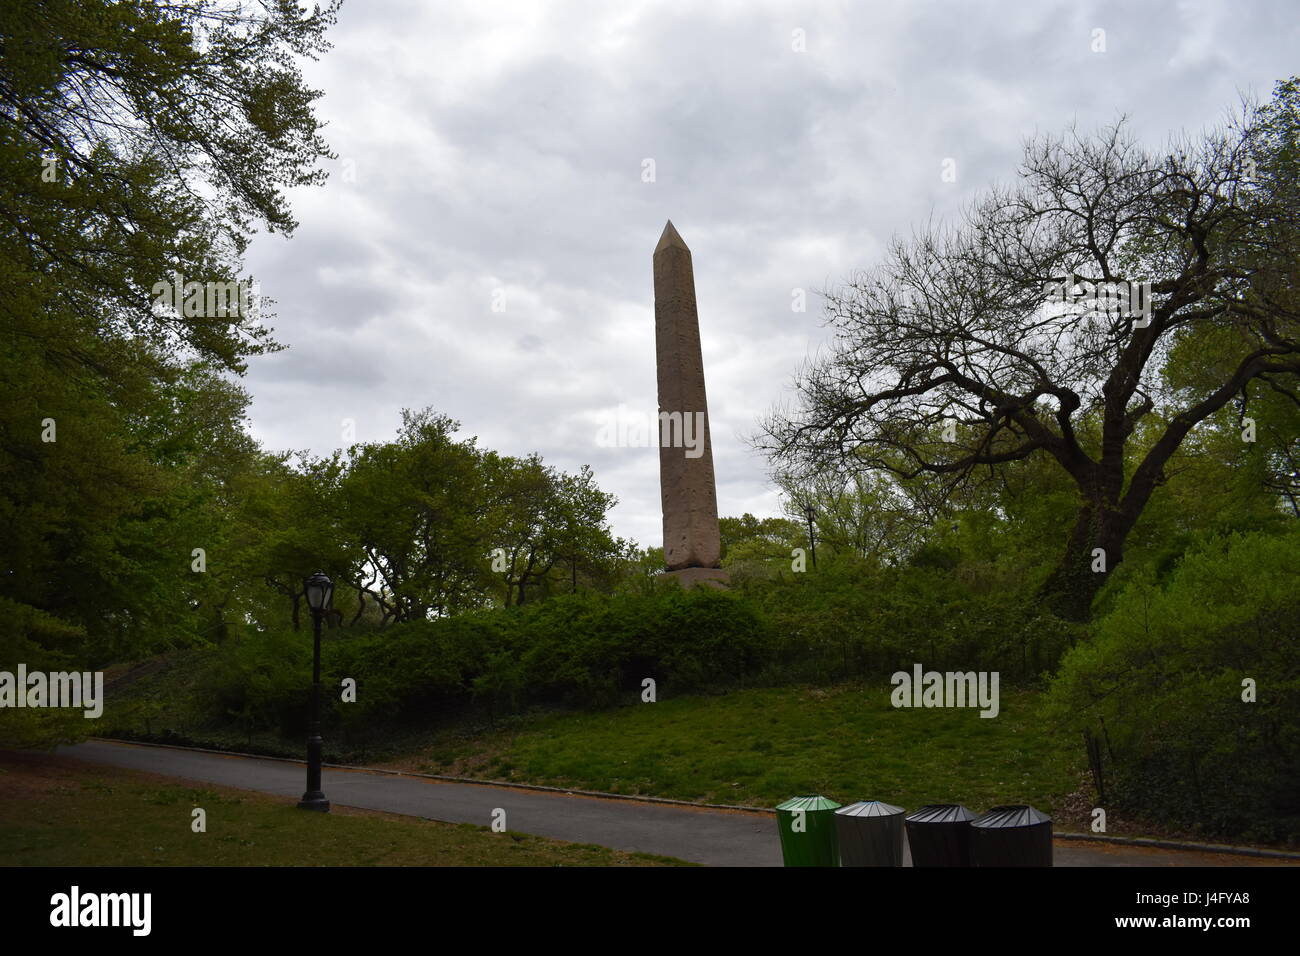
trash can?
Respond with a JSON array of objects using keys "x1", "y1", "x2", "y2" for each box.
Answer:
[
  {"x1": 904, "y1": 804, "x2": 976, "y2": 867},
  {"x1": 970, "y1": 805, "x2": 1053, "y2": 866},
  {"x1": 835, "y1": 800, "x2": 906, "y2": 867},
  {"x1": 775, "y1": 795, "x2": 841, "y2": 867}
]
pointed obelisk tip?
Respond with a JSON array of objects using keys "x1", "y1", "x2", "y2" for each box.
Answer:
[{"x1": 655, "y1": 219, "x2": 689, "y2": 255}]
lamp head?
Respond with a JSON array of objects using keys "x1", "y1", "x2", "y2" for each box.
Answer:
[{"x1": 304, "y1": 571, "x2": 333, "y2": 613}]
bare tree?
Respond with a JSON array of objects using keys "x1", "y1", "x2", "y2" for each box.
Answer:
[{"x1": 761, "y1": 97, "x2": 1300, "y2": 620}]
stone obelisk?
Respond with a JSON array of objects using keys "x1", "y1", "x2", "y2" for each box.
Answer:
[{"x1": 653, "y1": 220, "x2": 727, "y2": 586}]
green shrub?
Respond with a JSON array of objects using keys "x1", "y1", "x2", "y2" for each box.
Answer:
[
  {"x1": 739, "y1": 557, "x2": 1075, "y2": 683},
  {"x1": 236, "y1": 587, "x2": 785, "y2": 726},
  {"x1": 202, "y1": 627, "x2": 312, "y2": 739},
  {"x1": 1043, "y1": 527, "x2": 1300, "y2": 843},
  {"x1": 178, "y1": 558, "x2": 1073, "y2": 749}
]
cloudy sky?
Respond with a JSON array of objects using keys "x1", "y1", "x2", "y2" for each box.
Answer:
[{"x1": 240, "y1": 0, "x2": 1300, "y2": 550}]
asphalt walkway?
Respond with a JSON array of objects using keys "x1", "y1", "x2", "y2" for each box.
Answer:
[{"x1": 57, "y1": 740, "x2": 1293, "y2": 867}]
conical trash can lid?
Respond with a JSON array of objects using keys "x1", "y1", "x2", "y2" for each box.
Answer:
[
  {"x1": 836, "y1": 800, "x2": 905, "y2": 818},
  {"x1": 776, "y1": 795, "x2": 841, "y2": 812},
  {"x1": 971, "y1": 805, "x2": 1051, "y2": 829},
  {"x1": 905, "y1": 804, "x2": 976, "y2": 824}
]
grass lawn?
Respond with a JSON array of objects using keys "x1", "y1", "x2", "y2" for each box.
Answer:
[
  {"x1": 378, "y1": 683, "x2": 1087, "y2": 819},
  {"x1": 0, "y1": 752, "x2": 689, "y2": 866}
]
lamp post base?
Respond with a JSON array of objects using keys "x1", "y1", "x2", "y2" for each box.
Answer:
[{"x1": 297, "y1": 793, "x2": 331, "y2": 812}]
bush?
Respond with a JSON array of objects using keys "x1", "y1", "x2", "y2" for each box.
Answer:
[
  {"x1": 1043, "y1": 527, "x2": 1300, "y2": 843},
  {"x1": 738, "y1": 557, "x2": 1076, "y2": 684},
  {"x1": 179, "y1": 556, "x2": 1077, "y2": 750},
  {"x1": 194, "y1": 587, "x2": 780, "y2": 733},
  {"x1": 202, "y1": 627, "x2": 312, "y2": 739}
]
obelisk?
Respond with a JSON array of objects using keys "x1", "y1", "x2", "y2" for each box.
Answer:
[{"x1": 653, "y1": 220, "x2": 726, "y2": 586}]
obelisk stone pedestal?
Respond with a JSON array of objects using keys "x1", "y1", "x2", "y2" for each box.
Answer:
[{"x1": 662, "y1": 566, "x2": 730, "y2": 589}]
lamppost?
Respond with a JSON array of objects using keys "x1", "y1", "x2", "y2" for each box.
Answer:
[
  {"x1": 298, "y1": 570, "x2": 331, "y2": 812},
  {"x1": 803, "y1": 503, "x2": 818, "y2": 569}
]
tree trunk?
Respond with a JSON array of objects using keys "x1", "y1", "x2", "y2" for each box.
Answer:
[{"x1": 1038, "y1": 499, "x2": 1132, "y2": 621}]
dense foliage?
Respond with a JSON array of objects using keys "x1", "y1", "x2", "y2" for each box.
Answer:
[
  {"x1": 2, "y1": 0, "x2": 342, "y2": 736},
  {"x1": 191, "y1": 585, "x2": 776, "y2": 740},
  {"x1": 1045, "y1": 528, "x2": 1300, "y2": 842}
]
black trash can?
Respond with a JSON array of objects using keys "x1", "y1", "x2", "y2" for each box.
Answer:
[
  {"x1": 835, "y1": 801, "x2": 906, "y2": 867},
  {"x1": 970, "y1": 805, "x2": 1053, "y2": 866},
  {"x1": 904, "y1": 804, "x2": 975, "y2": 867}
]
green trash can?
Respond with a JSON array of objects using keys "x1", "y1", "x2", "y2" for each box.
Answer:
[{"x1": 776, "y1": 794, "x2": 841, "y2": 866}]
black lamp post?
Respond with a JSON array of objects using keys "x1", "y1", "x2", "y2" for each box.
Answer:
[
  {"x1": 803, "y1": 503, "x2": 818, "y2": 569},
  {"x1": 298, "y1": 570, "x2": 331, "y2": 812}
]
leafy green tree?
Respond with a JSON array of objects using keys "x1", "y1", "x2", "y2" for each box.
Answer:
[
  {"x1": 0, "y1": 2, "x2": 339, "y2": 748},
  {"x1": 480, "y1": 452, "x2": 563, "y2": 607},
  {"x1": 212, "y1": 450, "x2": 355, "y2": 633},
  {"x1": 337, "y1": 410, "x2": 487, "y2": 624},
  {"x1": 550, "y1": 465, "x2": 624, "y2": 595},
  {"x1": 484, "y1": 458, "x2": 620, "y2": 605},
  {"x1": 1, "y1": 0, "x2": 339, "y2": 375},
  {"x1": 718, "y1": 513, "x2": 802, "y2": 577},
  {"x1": 775, "y1": 470, "x2": 928, "y2": 567}
]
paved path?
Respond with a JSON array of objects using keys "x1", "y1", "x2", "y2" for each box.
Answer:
[{"x1": 57, "y1": 740, "x2": 1294, "y2": 867}]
